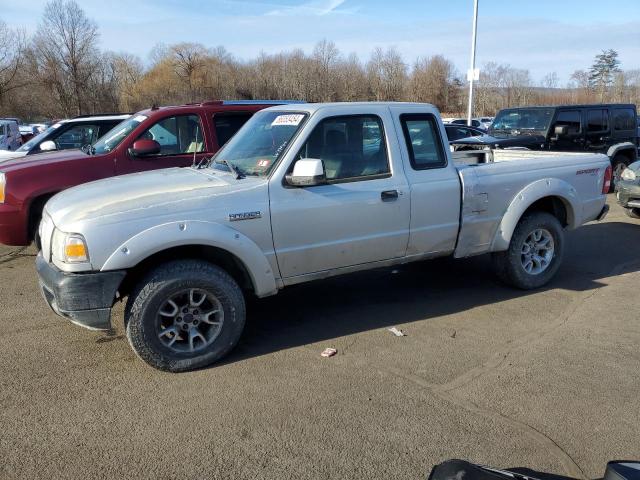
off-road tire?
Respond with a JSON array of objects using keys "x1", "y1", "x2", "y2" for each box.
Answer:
[
  {"x1": 125, "y1": 260, "x2": 246, "y2": 372},
  {"x1": 624, "y1": 207, "x2": 640, "y2": 219},
  {"x1": 610, "y1": 154, "x2": 630, "y2": 192},
  {"x1": 492, "y1": 211, "x2": 564, "y2": 290}
]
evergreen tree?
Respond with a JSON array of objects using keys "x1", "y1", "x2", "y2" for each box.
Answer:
[{"x1": 588, "y1": 49, "x2": 621, "y2": 101}]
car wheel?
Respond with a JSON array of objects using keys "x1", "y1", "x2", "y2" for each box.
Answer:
[
  {"x1": 125, "y1": 260, "x2": 246, "y2": 372},
  {"x1": 492, "y1": 211, "x2": 564, "y2": 290},
  {"x1": 624, "y1": 207, "x2": 640, "y2": 219},
  {"x1": 611, "y1": 154, "x2": 630, "y2": 192}
]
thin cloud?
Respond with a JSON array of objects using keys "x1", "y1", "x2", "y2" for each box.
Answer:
[{"x1": 266, "y1": 0, "x2": 352, "y2": 16}]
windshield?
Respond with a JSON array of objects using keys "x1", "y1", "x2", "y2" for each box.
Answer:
[
  {"x1": 211, "y1": 110, "x2": 308, "y2": 177},
  {"x1": 489, "y1": 108, "x2": 554, "y2": 135},
  {"x1": 17, "y1": 124, "x2": 61, "y2": 152},
  {"x1": 93, "y1": 114, "x2": 147, "y2": 154}
]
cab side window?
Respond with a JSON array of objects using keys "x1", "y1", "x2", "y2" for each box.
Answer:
[
  {"x1": 554, "y1": 111, "x2": 581, "y2": 135},
  {"x1": 587, "y1": 109, "x2": 609, "y2": 133},
  {"x1": 137, "y1": 115, "x2": 204, "y2": 156},
  {"x1": 296, "y1": 115, "x2": 389, "y2": 181},
  {"x1": 52, "y1": 124, "x2": 100, "y2": 150},
  {"x1": 400, "y1": 114, "x2": 447, "y2": 170},
  {"x1": 612, "y1": 108, "x2": 635, "y2": 132},
  {"x1": 214, "y1": 113, "x2": 252, "y2": 147}
]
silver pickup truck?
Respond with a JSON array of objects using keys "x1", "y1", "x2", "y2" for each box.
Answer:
[{"x1": 36, "y1": 102, "x2": 611, "y2": 372}]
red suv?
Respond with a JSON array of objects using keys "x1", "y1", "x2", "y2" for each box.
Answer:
[{"x1": 0, "y1": 100, "x2": 298, "y2": 246}]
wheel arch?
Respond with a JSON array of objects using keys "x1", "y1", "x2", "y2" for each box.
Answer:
[
  {"x1": 607, "y1": 142, "x2": 638, "y2": 162},
  {"x1": 491, "y1": 179, "x2": 578, "y2": 252},
  {"x1": 27, "y1": 191, "x2": 58, "y2": 242},
  {"x1": 101, "y1": 221, "x2": 279, "y2": 298}
]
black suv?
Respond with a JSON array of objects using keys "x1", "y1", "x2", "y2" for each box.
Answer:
[{"x1": 452, "y1": 104, "x2": 638, "y2": 188}]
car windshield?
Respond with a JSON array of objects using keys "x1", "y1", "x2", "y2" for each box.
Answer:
[
  {"x1": 93, "y1": 115, "x2": 147, "y2": 154},
  {"x1": 210, "y1": 110, "x2": 308, "y2": 177},
  {"x1": 489, "y1": 108, "x2": 554, "y2": 135},
  {"x1": 16, "y1": 124, "x2": 61, "y2": 152}
]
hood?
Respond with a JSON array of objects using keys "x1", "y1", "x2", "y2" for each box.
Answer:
[
  {"x1": 46, "y1": 166, "x2": 263, "y2": 227},
  {"x1": 0, "y1": 150, "x2": 26, "y2": 162},
  {"x1": 452, "y1": 133, "x2": 545, "y2": 149},
  {"x1": 0, "y1": 148, "x2": 93, "y2": 172}
]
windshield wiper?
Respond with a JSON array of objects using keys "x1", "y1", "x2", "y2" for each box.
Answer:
[{"x1": 214, "y1": 158, "x2": 245, "y2": 179}]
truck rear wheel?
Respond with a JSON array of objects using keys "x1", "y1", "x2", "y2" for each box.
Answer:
[
  {"x1": 492, "y1": 211, "x2": 564, "y2": 290},
  {"x1": 125, "y1": 260, "x2": 246, "y2": 372}
]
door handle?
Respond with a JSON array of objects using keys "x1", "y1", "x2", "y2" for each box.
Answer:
[{"x1": 381, "y1": 190, "x2": 399, "y2": 201}]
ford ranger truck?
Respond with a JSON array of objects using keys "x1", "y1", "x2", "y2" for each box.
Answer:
[
  {"x1": 36, "y1": 102, "x2": 611, "y2": 372},
  {"x1": 0, "y1": 100, "x2": 300, "y2": 246}
]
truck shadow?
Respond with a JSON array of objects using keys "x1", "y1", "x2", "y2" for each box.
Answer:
[{"x1": 224, "y1": 221, "x2": 640, "y2": 365}]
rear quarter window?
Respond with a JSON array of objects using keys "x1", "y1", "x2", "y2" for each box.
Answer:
[{"x1": 400, "y1": 114, "x2": 447, "y2": 170}]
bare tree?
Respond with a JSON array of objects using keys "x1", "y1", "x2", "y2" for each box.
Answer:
[
  {"x1": 366, "y1": 47, "x2": 407, "y2": 101},
  {"x1": 33, "y1": 0, "x2": 100, "y2": 115},
  {"x1": 410, "y1": 55, "x2": 458, "y2": 111},
  {"x1": 0, "y1": 21, "x2": 27, "y2": 107}
]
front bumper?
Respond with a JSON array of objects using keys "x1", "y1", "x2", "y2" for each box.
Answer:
[
  {"x1": 36, "y1": 253, "x2": 126, "y2": 330},
  {"x1": 615, "y1": 179, "x2": 640, "y2": 209}
]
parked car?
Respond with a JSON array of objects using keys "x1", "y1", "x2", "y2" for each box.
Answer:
[
  {"x1": 18, "y1": 124, "x2": 38, "y2": 143},
  {"x1": 477, "y1": 116, "x2": 494, "y2": 129},
  {"x1": 0, "y1": 119, "x2": 22, "y2": 150},
  {"x1": 0, "y1": 113, "x2": 130, "y2": 163},
  {"x1": 444, "y1": 123, "x2": 485, "y2": 142},
  {"x1": 0, "y1": 100, "x2": 301, "y2": 246},
  {"x1": 450, "y1": 118, "x2": 488, "y2": 130},
  {"x1": 452, "y1": 104, "x2": 639, "y2": 189},
  {"x1": 36, "y1": 102, "x2": 610, "y2": 371},
  {"x1": 615, "y1": 160, "x2": 640, "y2": 218}
]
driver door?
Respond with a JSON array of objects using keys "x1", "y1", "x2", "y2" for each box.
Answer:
[{"x1": 269, "y1": 112, "x2": 410, "y2": 279}]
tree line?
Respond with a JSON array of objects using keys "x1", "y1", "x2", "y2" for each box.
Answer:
[{"x1": 1, "y1": 0, "x2": 639, "y2": 121}]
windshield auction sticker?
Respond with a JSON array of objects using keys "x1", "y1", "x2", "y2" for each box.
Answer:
[{"x1": 271, "y1": 114, "x2": 304, "y2": 127}]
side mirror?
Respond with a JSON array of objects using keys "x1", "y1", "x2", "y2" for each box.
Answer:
[
  {"x1": 554, "y1": 125, "x2": 569, "y2": 137},
  {"x1": 129, "y1": 139, "x2": 161, "y2": 157},
  {"x1": 286, "y1": 158, "x2": 327, "y2": 187},
  {"x1": 40, "y1": 140, "x2": 57, "y2": 152}
]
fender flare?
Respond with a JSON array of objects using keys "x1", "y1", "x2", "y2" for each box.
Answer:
[
  {"x1": 101, "y1": 220, "x2": 278, "y2": 297},
  {"x1": 607, "y1": 142, "x2": 638, "y2": 161},
  {"x1": 491, "y1": 178, "x2": 579, "y2": 252}
]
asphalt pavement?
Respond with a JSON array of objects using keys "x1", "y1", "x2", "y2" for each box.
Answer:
[{"x1": 0, "y1": 196, "x2": 639, "y2": 479}]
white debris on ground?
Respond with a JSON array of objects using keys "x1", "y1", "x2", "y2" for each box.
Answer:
[
  {"x1": 388, "y1": 327, "x2": 406, "y2": 337},
  {"x1": 320, "y1": 348, "x2": 337, "y2": 358}
]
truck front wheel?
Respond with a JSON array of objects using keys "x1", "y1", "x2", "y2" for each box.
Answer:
[
  {"x1": 125, "y1": 260, "x2": 246, "y2": 372},
  {"x1": 492, "y1": 212, "x2": 565, "y2": 290}
]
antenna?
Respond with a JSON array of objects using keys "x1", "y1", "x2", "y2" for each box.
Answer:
[{"x1": 191, "y1": 124, "x2": 200, "y2": 168}]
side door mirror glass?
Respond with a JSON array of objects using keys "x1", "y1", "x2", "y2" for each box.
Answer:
[
  {"x1": 286, "y1": 158, "x2": 327, "y2": 187},
  {"x1": 40, "y1": 140, "x2": 57, "y2": 152}
]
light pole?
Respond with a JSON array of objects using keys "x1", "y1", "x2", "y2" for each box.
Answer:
[{"x1": 467, "y1": 0, "x2": 479, "y2": 126}]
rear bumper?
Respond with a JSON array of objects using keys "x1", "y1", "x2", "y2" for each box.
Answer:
[
  {"x1": 0, "y1": 203, "x2": 29, "y2": 246},
  {"x1": 36, "y1": 253, "x2": 126, "y2": 330},
  {"x1": 615, "y1": 180, "x2": 640, "y2": 209}
]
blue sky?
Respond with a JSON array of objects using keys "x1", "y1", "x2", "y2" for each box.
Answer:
[{"x1": 4, "y1": 0, "x2": 640, "y2": 84}]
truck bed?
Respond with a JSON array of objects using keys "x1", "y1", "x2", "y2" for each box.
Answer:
[
  {"x1": 452, "y1": 149, "x2": 609, "y2": 258},
  {"x1": 452, "y1": 148, "x2": 606, "y2": 166}
]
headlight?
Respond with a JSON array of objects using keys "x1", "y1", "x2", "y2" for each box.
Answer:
[
  {"x1": 621, "y1": 168, "x2": 637, "y2": 182},
  {"x1": 0, "y1": 172, "x2": 5, "y2": 203},
  {"x1": 51, "y1": 228, "x2": 89, "y2": 263}
]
